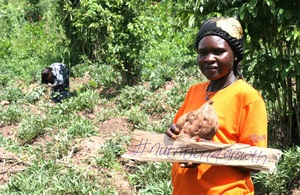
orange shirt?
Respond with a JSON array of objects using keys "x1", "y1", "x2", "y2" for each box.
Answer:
[{"x1": 171, "y1": 79, "x2": 268, "y2": 195}]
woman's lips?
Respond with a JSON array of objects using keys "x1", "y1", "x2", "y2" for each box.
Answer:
[
  {"x1": 205, "y1": 65, "x2": 218, "y2": 73},
  {"x1": 205, "y1": 64, "x2": 218, "y2": 70}
]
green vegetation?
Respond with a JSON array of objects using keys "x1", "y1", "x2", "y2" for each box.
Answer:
[
  {"x1": 253, "y1": 146, "x2": 300, "y2": 194},
  {"x1": 0, "y1": 0, "x2": 299, "y2": 194}
]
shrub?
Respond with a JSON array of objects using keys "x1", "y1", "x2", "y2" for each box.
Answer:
[
  {"x1": 66, "y1": 89, "x2": 99, "y2": 112},
  {"x1": 253, "y1": 146, "x2": 300, "y2": 194},
  {"x1": 116, "y1": 85, "x2": 153, "y2": 110},
  {"x1": 16, "y1": 114, "x2": 50, "y2": 145},
  {"x1": 95, "y1": 133, "x2": 129, "y2": 169},
  {"x1": 0, "y1": 87, "x2": 25, "y2": 103},
  {"x1": 66, "y1": 116, "x2": 97, "y2": 138},
  {"x1": 0, "y1": 103, "x2": 24, "y2": 125}
]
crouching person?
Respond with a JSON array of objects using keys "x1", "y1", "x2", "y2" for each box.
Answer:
[{"x1": 41, "y1": 63, "x2": 70, "y2": 103}]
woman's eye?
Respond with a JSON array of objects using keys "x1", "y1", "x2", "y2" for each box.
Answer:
[
  {"x1": 213, "y1": 50, "x2": 225, "y2": 55},
  {"x1": 198, "y1": 51, "x2": 207, "y2": 55}
]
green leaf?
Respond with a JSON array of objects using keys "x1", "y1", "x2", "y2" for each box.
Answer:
[
  {"x1": 281, "y1": 66, "x2": 293, "y2": 79},
  {"x1": 283, "y1": 10, "x2": 292, "y2": 19}
]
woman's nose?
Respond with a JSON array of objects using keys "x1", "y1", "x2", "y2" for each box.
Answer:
[{"x1": 204, "y1": 53, "x2": 215, "y2": 63}]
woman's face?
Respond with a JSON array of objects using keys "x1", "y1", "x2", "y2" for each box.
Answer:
[{"x1": 197, "y1": 35, "x2": 235, "y2": 81}]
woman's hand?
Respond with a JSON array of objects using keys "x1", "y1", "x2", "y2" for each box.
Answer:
[
  {"x1": 165, "y1": 124, "x2": 180, "y2": 139},
  {"x1": 43, "y1": 83, "x2": 55, "y2": 87},
  {"x1": 166, "y1": 124, "x2": 200, "y2": 168},
  {"x1": 180, "y1": 162, "x2": 200, "y2": 168}
]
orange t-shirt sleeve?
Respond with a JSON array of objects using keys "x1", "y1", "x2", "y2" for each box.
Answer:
[
  {"x1": 238, "y1": 97, "x2": 268, "y2": 147},
  {"x1": 210, "y1": 81, "x2": 268, "y2": 147}
]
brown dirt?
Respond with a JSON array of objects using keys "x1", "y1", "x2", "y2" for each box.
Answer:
[
  {"x1": 71, "y1": 117, "x2": 131, "y2": 166},
  {"x1": 0, "y1": 116, "x2": 134, "y2": 193},
  {"x1": 0, "y1": 147, "x2": 27, "y2": 185},
  {"x1": 0, "y1": 77, "x2": 135, "y2": 193},
  {"x1": 0, "y1": 125, "x2": 15, "y2": 138},
  {"x1": 70, "y1": 117, "x2": 133, "y2": 194},
  {"x1": 0, "y1": 78, "x2": 299, "y2": 194}
]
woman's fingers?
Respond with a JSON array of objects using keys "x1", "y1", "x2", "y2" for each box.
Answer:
[
  {"x1": 180, "y1": 163, "x2": 200, "y2": 168},
  {"x1": 165, "y1": 124, "x2": 180, "y2": 139}
]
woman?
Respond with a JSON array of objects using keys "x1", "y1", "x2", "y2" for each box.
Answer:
[
  {"x1": 41, "y1": 63, "x2": 70, "y2": 103},
  {"x1": 166, "y1": 17, "x2": 267, "y2": 194}
]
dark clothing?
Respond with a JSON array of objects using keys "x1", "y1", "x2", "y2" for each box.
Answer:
[{"x1": 42, "y1": 63, "x2": 69, "y2": 103}]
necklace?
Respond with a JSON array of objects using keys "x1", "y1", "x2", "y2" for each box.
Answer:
[
  {"x1": 205, "y1": 78, "x2": 237, "y2": 100},
  {"x1": 205, "y1": 90, "x2": 217, "y2": 100}
]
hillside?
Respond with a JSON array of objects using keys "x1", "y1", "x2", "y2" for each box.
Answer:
[
  {"x1": 1, "y1": 75, "x2": 300, "y2": 194},
  {"x1": 0, "y1": 76, "x2": 299, "y2": 195}
]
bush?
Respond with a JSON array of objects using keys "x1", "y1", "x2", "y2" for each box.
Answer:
[
  {"x1": 253, "y1": 146, "x2": 300, "y2": 194},
  {"x1": 16, "y1": 114, "x2": 49, "y2": 145},
  {"x1": 66, "y1": 116, "x2": 97, "y2": 138},
  {"x1": 95, "y1": 133, "x2": 129, "y2": 169},
  {"x1": 0, "y1": 103, "x2": 25, "y2": 125}
]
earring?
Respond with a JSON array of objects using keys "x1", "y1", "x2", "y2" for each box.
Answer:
[{"x1": 234, "y1": 57, "x2": 237, "y2": 61}]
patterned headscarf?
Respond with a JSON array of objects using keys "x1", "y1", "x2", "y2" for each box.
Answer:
[{"x1": 195, "y1": 17, "x2": 244, "y2": 64}]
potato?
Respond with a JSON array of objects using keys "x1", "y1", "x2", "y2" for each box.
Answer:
[{"x1": 176, "y1": 100, "x2": 219, "y2": 141}]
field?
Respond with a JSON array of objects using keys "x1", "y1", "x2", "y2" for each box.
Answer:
[
  {"x1": 0, "y1": 71, "x2": 185, "y2": 194},
  {"x1": 0, "y1": 0, "x2": 299, "y2": 194},
  {"x1": 0, "y1": 72, "x2": 300, "y2": 194}
]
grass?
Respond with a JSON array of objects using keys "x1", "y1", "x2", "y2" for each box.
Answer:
[
  {"x1": 0, "y1": 65, "x2": 299, "y2": 194},
  {"x1": 129, "y1": 162, "x2": 172, "y2": 195},
  {"x1": 2, "y1": 160, "x2": 107, "y2": 194},
  {"x1": 0, "y1": 1, "x2": 299, "y2": 193},
  {"x1": 95, "y1": 133, "x2": 129, "y2": 169},
  {"x1": 0, "y1": 62, "x2": 196, "y2": 194}
]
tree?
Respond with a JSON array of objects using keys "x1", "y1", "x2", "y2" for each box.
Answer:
[
  {"x1": 174, "y1": 0, "x2": 300, "y2": 148},
  {"x1": 241, "y1": 0, "x2": 300, "y2": 148},
  {"x1": 60, "y1": 0, "x2": 152, "y2": 86}
]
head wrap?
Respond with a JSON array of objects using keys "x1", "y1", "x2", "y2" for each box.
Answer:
[{"x1": 195, "y1": 17, "x2": 244, "y2": 64}]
